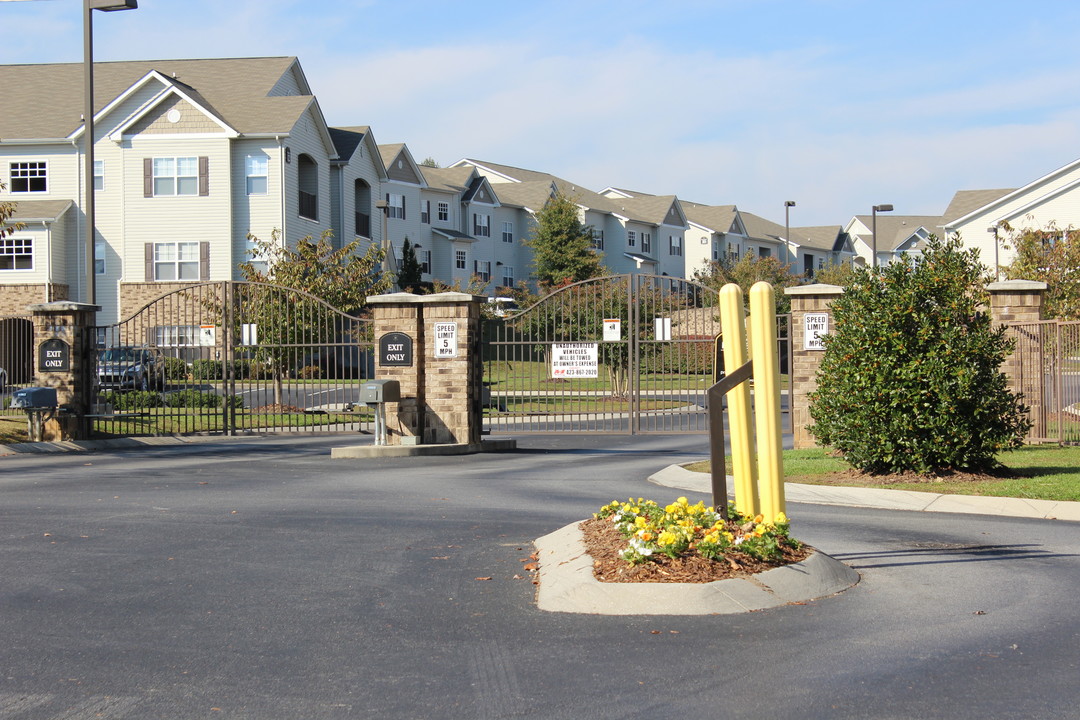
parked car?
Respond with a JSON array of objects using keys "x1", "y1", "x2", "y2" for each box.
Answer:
[{"x1": 97, "y1": 347, "x2": 165, "y2": 391}]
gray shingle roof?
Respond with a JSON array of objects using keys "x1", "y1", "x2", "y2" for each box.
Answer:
[
  {"x1": 9, "y1": 199, "x2": 74, "y2": 222},
  {"x1": 682, "y1": 203, "x2": 739, "y2": 233},
  {"x1": 852, "y1": 215, "x2": 945, "y2": 250},
  {"x1": 941, "y1": 189, "x2": 1015, "y2": 224},
  {"x1": 0, "y1": 57, "x2": 308, "y2": 140},
  {"x1": 329, "y1": 126, "x2": 371, "y2": 162}
]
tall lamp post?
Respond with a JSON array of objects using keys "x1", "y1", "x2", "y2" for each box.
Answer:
[
  {"x1": 784, "y1": 200, "x2": 795, "y2": 267},
  {"x1": 84, "y1": 0, "x2": 138, "y2": 305},
  {"x1": 871, "y1": 203, "x2": 893, "y2": 268},
  {"x1": 987, "y1": 225, "x2": 1000, "y2": 281}
]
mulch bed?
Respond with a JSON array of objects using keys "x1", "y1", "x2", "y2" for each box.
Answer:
[
  {"x1": 813, "y1": 467, "x2": 1019, "y2": 485},
  {"x1": 580, "y1": 517, "x2": 811, "y2": 584}
]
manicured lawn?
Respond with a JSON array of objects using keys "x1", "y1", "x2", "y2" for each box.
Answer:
[
  {"x1": 685, "y1": 445, "x2": 1080, "y2": 502},
  {"x1": 0, "y1": 417, "x2": 27, "y2": 444}
]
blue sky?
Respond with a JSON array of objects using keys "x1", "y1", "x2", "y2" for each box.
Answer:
[{"x1": 4, "y1": 0, "x2": 1080, "y2": 227}]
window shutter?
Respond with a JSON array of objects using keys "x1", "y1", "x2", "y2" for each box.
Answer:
[
  {"x1": 143, "y1": 158, "x2": 153, "y2": 198},
  {"x1": 198, "y1": 156, "x2": 209, "y2": 196},
  {"x1": 144, "y1": 243, "x2": 154, "y2": 281},
  {"x1": 402, "y1": 197, "x2": 406, "y2": 221},
  {"x1": 200, "y1": 241, "x2": 210, "y2": 280}
]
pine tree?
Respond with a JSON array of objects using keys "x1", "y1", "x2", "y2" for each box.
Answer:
[
  {"x1": 524, "y1": 188, "x2": 605, "y2": 289},
  {"x1": 398, "y1": 237, "x2": 423, "y2": 291}
]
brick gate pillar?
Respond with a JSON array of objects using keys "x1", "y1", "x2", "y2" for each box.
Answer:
[
  {"x1": 365, "y1": 292, "x2": 485, "y2": 446},
  {"x1": 27, "y1": 301, "x2": 100, "y2": 441},
  {"x1": 987, "y1": 279, "x2": 1047, "y2": 440},
  {"x1": 784, "y1": 284, "x2": 844, "y2": 450}
]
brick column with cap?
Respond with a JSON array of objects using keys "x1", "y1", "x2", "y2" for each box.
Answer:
[
  {"x1": 27, "y1": 301, "x2": 100, "y2": 441},
  {"x1": 784, "y1": 284, "x2": 844, "y2": 449},
  {"x1": 987, "y1": 279, "x2": 1047, "y2": 440},
  {"x1": 366, "y1": 292, "x2": 484, "y2": 446}
]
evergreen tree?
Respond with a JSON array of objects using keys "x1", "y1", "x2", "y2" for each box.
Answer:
[
  {"x1": 524, "y1": 188, "x2": 605, "y2": 289},
  {"x1": 398, "y1": 237, "x2": 423, "y2": 291}
]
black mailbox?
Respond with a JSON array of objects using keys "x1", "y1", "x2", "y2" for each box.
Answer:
[
  {"x1": 11, "y1": 387, "x2": 58, "y2": 409},
  {"x1": 360, "y1": 379, "x2": 400, "y2": 404}
]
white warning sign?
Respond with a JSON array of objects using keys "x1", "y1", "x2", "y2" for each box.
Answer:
[{"x1": 551, "y1": 343, "x2": 598, "y2": 378}]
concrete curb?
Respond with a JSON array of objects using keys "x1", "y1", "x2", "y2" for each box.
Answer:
[
  {"x1": 534, "y1": 521, "x2": 859, "y2": 616},
  {"x1": 649, "y1": 464, "x2": 1080, "y2": 522},
  {"x1": 330, "y1": 437, "x2": 516, "y2": 458}
]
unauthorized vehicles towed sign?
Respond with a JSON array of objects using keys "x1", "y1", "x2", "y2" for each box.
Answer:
[{"x1": 551, "y1": 342, "x2": 598, "y2": 378}]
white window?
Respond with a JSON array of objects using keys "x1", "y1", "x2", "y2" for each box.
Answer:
[
  {"x1": 455, "y1": 249, "x2": 467, "y2": 270},
  {"x1": 592, "y1": 230, "x2": 604, "y2": 251},
  {"x1": 245, "y1": 154, "x2": 268, "y2": 195},
  {"x1": 438, "y1": 201, "x2": 449, "y2": 222},
  {"x1": 627, "y1": 230, "x2": 636, "y2": 247},
  {"x1": 387, "y1": 193, "x2": 405, "y2": 219},
  {"x1": 0, "y1": 238, "x2": 33, "y2": 270},
  {"x1": 502, "y1": 221, "x2": 513, "y2": 243},
  {"x1": 642, "y1": 232, "x2": 652, "y2": 253},
  {"x1": 421, "y1": 200, "x2": 430, "y2": 224},
  {"x1": 10, "y1": 162, "x2": 47, "y2": 193},
  {"x1": 153, "y1": 157, "x2": 198, "y2": 196},
  {"x1": 154, "y1": 325, "x2": 200, "y2": 347},
  {"x1": 421, "y1": 250, "x2": 431, "y2": 274},
  {"x1": 95, "y1": 239, "x2": 105, "y2": 275},
  {"x1": 93, "y1": 160, "x2": 104, "y2": 191},
  {"x1": 502, "y1": 265, "x2": 514, "y2": 287},
  {"x1": 474, "y1": 260, "x2": 491, "y2": 282},
  {"x1": 473, "y1": 213, "x2": 490, "y2": 237},
  {"x1": 154, "y1": 241, "x2": 199, "y2": 281}
]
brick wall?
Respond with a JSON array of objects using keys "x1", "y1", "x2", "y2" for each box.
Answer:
[{"x1": 0, "y1": 284, "x2": 69, "y2": 316}]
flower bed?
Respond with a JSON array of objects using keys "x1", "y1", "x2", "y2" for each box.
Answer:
[{"x1": 587, "y1": 497, "x2": 809, "y2": 583}]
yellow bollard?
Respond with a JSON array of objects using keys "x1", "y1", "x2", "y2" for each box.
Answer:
[
  {"x1": 718, "y1": 284, "x2": 759, "y2": 516},
  {"x1": 749, "y1": 281, "x2": 785, "y2": 520}
]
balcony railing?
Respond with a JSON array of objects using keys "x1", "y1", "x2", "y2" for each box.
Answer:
[
  {"x1": 355, "y1": 211, "x2": 371, "y2": 238},
  {"x1": 299, "y1": 190, "x2": 318, "y2": 221}
]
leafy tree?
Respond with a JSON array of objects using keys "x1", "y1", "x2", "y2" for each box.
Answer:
[
  {"x1": 524, "y1": 188, "x2": 605, "y2": 288},
  {"x1": 693, "y1": 254, "x2": 799, "y2": 314},
  {"x1": 398, "y1": 237, "x2": 423, "y2": 291},
  {"x1": 1, "y1": 181, "x2": 24, "y2": 240},
  {"x1": 420, "y1": 157, "x2": 440, "y2": 168},
  {"x1": 808, "y1": 234, "x2": 1030, "y2": 474},
  {"x1": 812, "y1": 261, "x2": 857, "y2": 288},
  {"x1": 236, "y1": 230, "x2": 391, "y2": 404},
  {"x1": 1001, "y1": 221, "x2": 1080, "y2": 320}
]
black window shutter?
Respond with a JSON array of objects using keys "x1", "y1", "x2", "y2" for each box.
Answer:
[
  {"x1": 144, "y1": 243, "x2": 154, "y2": 281},
  {"x1": 143, "y1": 158, "x2": 153, "y2": 197}
]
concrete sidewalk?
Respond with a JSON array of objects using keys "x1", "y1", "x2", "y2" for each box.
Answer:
[{"x1": 649, "y1": 464, "x2": 1080, "y2": 522}]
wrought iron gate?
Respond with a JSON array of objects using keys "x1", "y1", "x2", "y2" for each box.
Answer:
[
  {"x1": 1008, "y1": 320, "x2": 1080, "y2": 444},
  {"x1": 482, "y1": 274, "x2": 790, "y2": 435},
  {"x1": 91, "y1": 282, "x2": 374, "y2": 437}
]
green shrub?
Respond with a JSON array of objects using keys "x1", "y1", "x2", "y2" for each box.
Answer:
[
  {"x1": 98, "y1": 390, "x2": 164, "y2": 410},
  {"x1": 808, "y1": 234, "x2": 1031, "y2": 474},
  {"x1": 191, "y1": 359, "x2": 223, "y2": 381},
  {"x1": 165, "y1": 389, "x2": 243, "y2": 409},
  {"x1": 162, "y1": 356, "x2": 189, "y2": 381}
]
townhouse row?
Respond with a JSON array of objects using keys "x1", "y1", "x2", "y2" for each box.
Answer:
[
  {"x1": 1, "y1": 56, "x2": 863, "y2": 331},
  {"x1": 6, "y1": 54, "x2": 1072, "y2": 333}
]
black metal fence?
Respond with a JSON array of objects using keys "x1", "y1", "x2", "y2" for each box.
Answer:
[
  {"x1": 90, "y1": 282, "x2": 374, "y2": 437},
  {"x1": 1008, "y1": 320, "x2": 1080, "y2": 444}
]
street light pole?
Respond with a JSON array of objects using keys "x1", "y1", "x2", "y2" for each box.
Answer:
[
  {"x1": 871, "y1": 203, "x2": 893, "y2": 268},
  {"x1": 988, "y1": 225, "x2": 1000, "y2": 281},
  {"x1": 784, "y1": 200, "x2": 795, "y2": 267},
  {"x1": 83, "y1": 0, "x2": 138, "y2": 305}
]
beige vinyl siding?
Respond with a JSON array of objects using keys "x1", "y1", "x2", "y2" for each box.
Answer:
[
  {"x1": 124, "y1": 135, "x2": 233, "y2": 284},
  {"x1": 282, "y1": 109, "x2": 334, "y2": 248},
  {"x1": 268, "y1": 64, "x2": 304, "y2": 97},
  {"x1": 231, "y1": 139, "x2": 282, "y2": 273}
]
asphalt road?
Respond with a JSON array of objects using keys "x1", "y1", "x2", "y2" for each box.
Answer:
[{"x1": 1, "y1": 434, "x2": 1078, "y2": 719}]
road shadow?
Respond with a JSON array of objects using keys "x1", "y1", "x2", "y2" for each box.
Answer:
[{"x1": 831, "y1": 543, "x2": 1080, "y2": 568}]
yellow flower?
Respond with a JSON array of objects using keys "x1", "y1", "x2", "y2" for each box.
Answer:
[
  {"x1": 657, "y1": 531, "x2": 678, "y2": 547},
  {"x1": 775, "y1": 512, "x2": 788, "y2": 524},
  {"x1": 754, "y1": 524, "x2": 767, "y2": 536},
  {"x1": 703, "y1": 532, "x2": 719, "y2": 545},
  {"x1": 753, "y1": 514, "x2": 765, "y2": 524}
]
